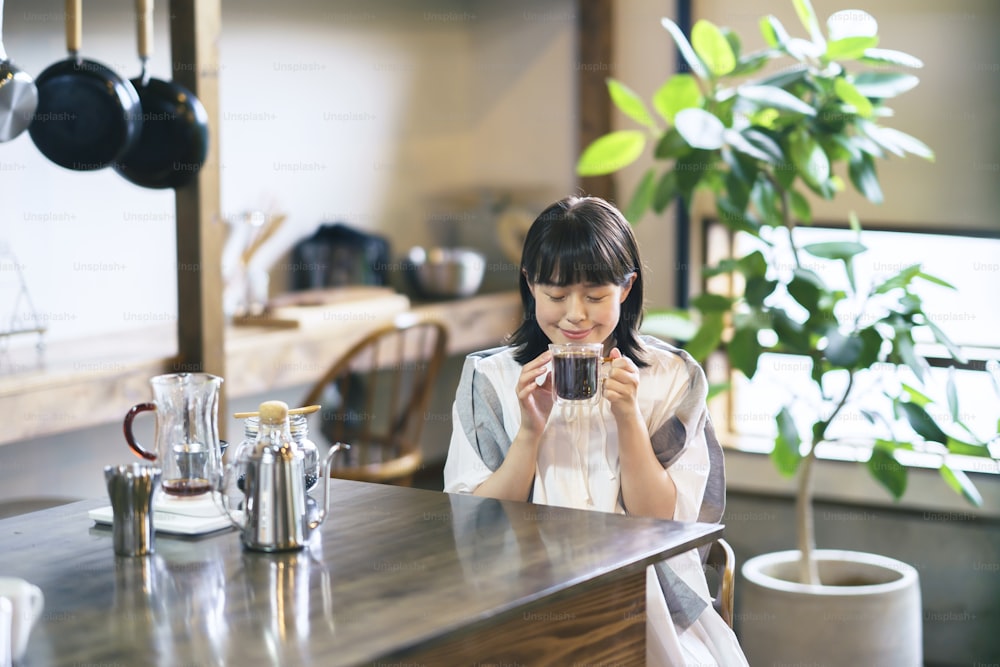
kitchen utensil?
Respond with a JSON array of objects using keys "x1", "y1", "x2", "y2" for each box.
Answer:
[
  {"x1": 232, "y1": 404, "x2": 320, "y2": 419},
  {"x1": 403, "y1": 246, "x2": 486, "y2": 299},
  {"x1": 114, "y1": 0, "x2": 209, "y2": 189},
  {"x1": 123, "y1": 373, "x2": 224, "y2": 498},
  {"x1": 0, "y1": 578, "x2": 43, "y2": 664},
  {"x1": 104, "y1": 462, "x2": 161, "y2": 557},
  {"x1": 220, "y1": 400, "x2": 349, "y2": 552},
  {"x1": 0, "y1": 0, "x2": 38, "y2": 142},
  {"x1": 28, "y1": 0, "x2": 142, "y2": 170}
]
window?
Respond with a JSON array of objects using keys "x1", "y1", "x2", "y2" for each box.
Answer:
[{"x1": 703, "y1": 220, "x2": 1000, "y2": 471}]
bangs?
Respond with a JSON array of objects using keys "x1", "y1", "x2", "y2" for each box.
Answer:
[{"x1": 524, "y1": 222, "x2": 632, "y2": 287}]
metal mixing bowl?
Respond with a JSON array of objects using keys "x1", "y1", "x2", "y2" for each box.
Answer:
[{"x1": 404, "y1": 246, "x2": 486, "y2": 299}]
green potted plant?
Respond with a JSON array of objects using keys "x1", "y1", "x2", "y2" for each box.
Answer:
[{"x1": 576, "y1": 1, "x2": 998, "y2": 664}]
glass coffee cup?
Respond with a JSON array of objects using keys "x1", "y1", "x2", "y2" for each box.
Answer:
[{"x1": 548, "y1": 343, "x2": 606, "y2": 405}]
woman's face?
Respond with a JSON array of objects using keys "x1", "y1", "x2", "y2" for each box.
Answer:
[{"x1": 528, "y1": 276, "x2": 635, "y2": 349}]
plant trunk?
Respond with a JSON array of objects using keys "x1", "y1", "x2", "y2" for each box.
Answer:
[{"x1": 796, "y1": 447, "x2": 821, "y2": 585}]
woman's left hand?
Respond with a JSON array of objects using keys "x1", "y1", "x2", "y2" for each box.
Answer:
[{"x1": 604, "y1": 347, "x2": 641, "y2": 420}]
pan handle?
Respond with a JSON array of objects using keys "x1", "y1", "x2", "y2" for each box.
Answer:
[
  {"x1": 65, "y1": 0, "x2": 81, "y2": 56},
  {"x1": 137, "y1": 0, "x2": 153, "y2": 63},
  {"x1": 135, "y1": 0, "x2": 153, "y2": 83}
]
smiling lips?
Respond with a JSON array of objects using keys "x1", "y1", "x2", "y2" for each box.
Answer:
[{"x1": 560, "y1": 328, "x2": 592, "y2": 340}]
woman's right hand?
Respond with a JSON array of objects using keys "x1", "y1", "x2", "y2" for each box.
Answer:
[{"x1": 517, "y1": 350, "x2": 554, "y2": 438}]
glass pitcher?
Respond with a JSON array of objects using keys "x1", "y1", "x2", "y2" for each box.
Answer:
[{"x1": 123, "y1": 373, "x2": 224, "y2": 498}]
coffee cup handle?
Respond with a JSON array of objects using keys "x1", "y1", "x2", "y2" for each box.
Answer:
[
  {"x1": 123, "y1": 403, "x2": 158, "y2": 461},
  {"x1": 26, "y1": 586, "x2": 43, "y2": 624}
]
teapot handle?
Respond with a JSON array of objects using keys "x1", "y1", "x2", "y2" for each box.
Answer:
[
  {"x1": 311, "y1": 443, "x2": 350, "y2": 531},
  {"x1": 123, "y1": 402, "x2": 158, "y2": 460},
  {"x1": 214, "y1": 460, "x2": 245, "y2": 531}
]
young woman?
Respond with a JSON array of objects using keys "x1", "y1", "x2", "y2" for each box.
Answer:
[{"x1": 443, "y1": 195, "x2": 748, "y2": 666}]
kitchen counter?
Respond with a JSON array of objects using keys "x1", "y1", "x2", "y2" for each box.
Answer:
[
  {"x1": 0, "y1": 480, "x2": 722, "y2": 665},
  {"x1": 0, "y1": 289, "x2": 522, "y2": 446}
]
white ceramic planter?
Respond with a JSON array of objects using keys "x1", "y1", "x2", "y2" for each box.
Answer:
[{"x1": 739, "y1": 549, "x2": 922, "y2": 667}]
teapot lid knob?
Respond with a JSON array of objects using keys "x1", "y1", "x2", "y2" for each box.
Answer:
[{"x1": 258, "y1": 400, "x2": 289, "y2": 425}]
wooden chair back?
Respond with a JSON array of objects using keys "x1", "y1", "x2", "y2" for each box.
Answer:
[{"x1": 302, "y1": 317, "x2": 448, "y2": 486}]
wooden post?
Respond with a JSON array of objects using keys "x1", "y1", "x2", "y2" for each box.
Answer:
[
  {"x1": 576, "y1": 0, "x2": 615, "y2": 203},
  {"x1": 168, "y1": 0, "x2": 227, "y2": 428}
]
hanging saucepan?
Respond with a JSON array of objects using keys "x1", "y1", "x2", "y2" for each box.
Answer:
[
  {"x1": 114, "y1": 0, "x2": 208, "y2": 189},
  {"x1": 0, "y1": 0, "x2": 38, "y2": 142},
  {"x1": 28, "y1": 0, "x2": 142, "y2": 170}
]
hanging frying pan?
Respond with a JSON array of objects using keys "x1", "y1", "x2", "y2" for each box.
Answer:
[
  {"x1": 0, "y1": 0, "x2": 38, "y2": 142},
  {"x1": 28, "y1": 0, "x2": 142, "y2": 170},
  {"x1": 114, "y1": 0, "x2": 208, "y2": 189}
]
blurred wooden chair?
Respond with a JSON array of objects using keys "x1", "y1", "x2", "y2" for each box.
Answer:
[
  {"x1": 302, "y1": 316, "x2": 448, "y2": 486},
  {"x1": 705, "y1": 537, "x2": 736, "y2": 628}
]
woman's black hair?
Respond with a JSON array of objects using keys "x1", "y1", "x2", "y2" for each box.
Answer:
[{"x1": 509, "y1": 195, "x2": 648, "y2": 367}]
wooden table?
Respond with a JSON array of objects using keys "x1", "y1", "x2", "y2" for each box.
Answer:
[{"x1": 0, "y1": 480, "x2": 721, "y2": 666}]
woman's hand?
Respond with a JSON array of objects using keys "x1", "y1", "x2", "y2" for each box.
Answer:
[
  {"x1": 604, "y1": 347, "x2": 641, "y2": 422},
  {"x1": 517, "y1": 350, "x2": 554, "y2": 437}
]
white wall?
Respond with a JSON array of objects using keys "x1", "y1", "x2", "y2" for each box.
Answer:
[{"x1": 0, "y1": 0, "x2": 577, "y2": 348}]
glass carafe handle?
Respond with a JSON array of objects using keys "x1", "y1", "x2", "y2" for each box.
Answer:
[{"x1": 123, "y1": 402, "x2": 158, "y2": 460}]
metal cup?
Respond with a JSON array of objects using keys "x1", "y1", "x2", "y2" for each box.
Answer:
[{"x1": 104, "y1": 463, "x2": 161, "y2": 557}]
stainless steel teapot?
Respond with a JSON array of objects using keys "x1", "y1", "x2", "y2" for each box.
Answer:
[{"x1": 220, "y1": 400, "x2": 348, "y2": 552}]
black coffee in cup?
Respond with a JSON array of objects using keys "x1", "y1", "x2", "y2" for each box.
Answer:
[{"x1": 552, "y1": 351, "x2": 599, "y2": 401}]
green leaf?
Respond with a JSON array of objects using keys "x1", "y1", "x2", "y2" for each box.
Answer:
[
  {"x1": 692, "y1": 19, "x2": 737, "y2": 77},
  {"x1": 652, "y1": 170, "x2": 679, "y2": 214},
  {"x1": 894, "y1": 328, "x2": 926, "y2": 382},
  {"x1": 729, "y1": 326, "x2": 763, "y2": 378},
  {"x1": 724, "y1": 129, "x2": 775, "y2": 162},
  {"x1": 736, "y1": 250, "x2": 769, "y2": 279},
  {"x1": 868, "y1": 445, "x2": 907, "y2": 500},
  {"x1": 898, "y1": 401, "x2": 949, "y2": 444},
  {"x1": 642, "y1": 309, "x2": 699, "y2": 341},
  {"x1": 789, "y1": 189, "x2": 812, "y2": 223},
  {"x1": 653, "y1": 74, "x2": 704, "y2": 123},
  {"x1": 852, "y1": 72, "x2": 920, "y2": 98},
  {"x1": 745, "y1": 276, "x2": 778, "y2": 307},
  {"x1": 788, "y1": 270, "x2": 823, "y2": 312},
  {"x1": 901, "y1": 382, "x2": 933, "y2": 407},
  {"x1": 692, "y1": 292, "x2": 733, "y2": 313},
  {"x1": 939, "y1": 465, "x2": 984, "y2": 507},
  {"x1": 607, "y1": 79, "x2": 657, "y2": 131},
  {"x1": 788, "y1": 132, "x2": 831, "y2": 188},
  {"x1": 802, "y1": 241, "x2": 867, "y2": 261},
  {"x1": 772, "y1": 407, "x2": 802, "y2": 476},
  {"x1": 873, "y1": 263, "x2": 921, "y2": 293},
  {"x1": 654, "y1": 128, "x2": 692, "y2": 160},
  {"x1": 742, "y1": 129, "x2": 785, "y2": 163},
  {"x1": 848, "y1": 153, "x2": 884, "y2": 204},
  {"x1": 946, "y1": 437, "x2": 992, "y2": 458},
  {"x1": 675, "y1": 150, "x2": 715, "y2": 204},
  {"x1": 859, "y1": 48, "x2": 924, "y2": 68},
  {"x1": 792, "y1": 0, "x2": 826, "y2": 48},
  {"x1": 576, "y1": 131, "x2": 647, "y2": 176},
  {"x1": 685, "y1": 312, "x2": 725, "y2": 362},
  {"x1": 759, "y1": 15, "x2": 791, "y2": 49},
  {"x1": 675, "y1": 108, "x2": 726, "y2": 150},
  {"x1": 731, "y1": 49, "x2": 776, "y2": 77},
  {"x1": 924, "y1": 318, "x2": 966, "y2": 363},
  {"x1": 834, "y1": 78, "x2": 874, "y2": 117},
  {"x1": 855, "y1": 326, "x2": 884, "y2": 368},
  {"x1": 825, "y1": 329, "x2": 865, "y2": 367},
  {"x1": 873, "y1": 127, "x2": 935, "y2": 161},
  {"x1": 737, "y1": 85, "x2": 817, "y2": 116},
  {"x1": 772, "y1": 310, "x2": 811, "y2": 353},
  {"x1": 826, "y1": 36, "x2": 879, "y2": 61},
  {"x1": 661, "y1": 17, "x2": 709, "y2": 80},
  {"x1": 915, "y1": 271, "x2": 955, "y2": 290},
  {"x1": 624, "y1": 169, "x2": 657, "y2": 223}
]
